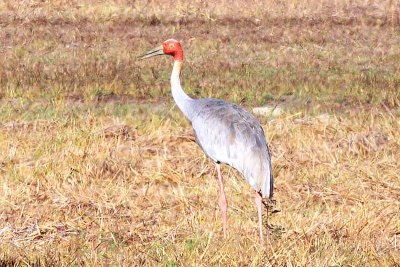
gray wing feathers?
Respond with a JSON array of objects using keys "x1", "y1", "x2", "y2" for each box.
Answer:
[{"x1": 191, "y1": 99, "x2": 273, "y2": 198}]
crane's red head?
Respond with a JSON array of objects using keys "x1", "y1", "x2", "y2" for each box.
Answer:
[
  {"x1": 162, "y1": 39, "x2": 183, "y2": 61},
  {"x1": 137, "y1": 39, "x2": 183, "y2": 62}
]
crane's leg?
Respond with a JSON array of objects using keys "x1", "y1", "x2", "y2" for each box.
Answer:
[
  {"x1": 254, "y1": 191, "x2": 264, "y2": 242},
  {"x1": 216, "y1": 163, "x2": 228, "y2": 236}
]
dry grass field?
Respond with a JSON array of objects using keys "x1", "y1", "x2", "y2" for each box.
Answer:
[{"x1": 1, "y1": 0, "x2": 400, "y2": 266}]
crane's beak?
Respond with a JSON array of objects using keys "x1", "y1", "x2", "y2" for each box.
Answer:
[{"x1": 137, "y1": 45, "x2": 164, "y2": 60}]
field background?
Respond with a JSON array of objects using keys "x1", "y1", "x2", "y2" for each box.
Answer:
[{"x1": 0, "y1": 0, "x2": 400, "y2": 266}]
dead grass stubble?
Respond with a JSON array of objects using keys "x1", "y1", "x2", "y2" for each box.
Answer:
[{"x1": 0, "y1": 105, "x2": 399, "y2": 265}]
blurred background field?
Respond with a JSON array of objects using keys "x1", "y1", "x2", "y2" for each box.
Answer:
[{"x1": 0, "y1": 0, "x2": 399, "y2": 266}]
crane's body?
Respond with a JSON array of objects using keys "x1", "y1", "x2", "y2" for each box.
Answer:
[
  {"x1": 138, "y1": 39, "x2": 273, "y2": 241},
  {"x1": 170, "y1": 60, "x2": 273, "y2": 198},
  {"x1": 191, "y1": 98, "x2": 273, "y2": 197}
]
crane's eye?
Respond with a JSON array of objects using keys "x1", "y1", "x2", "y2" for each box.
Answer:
[{"x1": 169, "y1": 43, "x2": 175, "y2": 49}]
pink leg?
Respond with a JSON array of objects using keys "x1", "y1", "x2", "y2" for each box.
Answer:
[
  {"x1": 255, "y1": 191, "x2": 264, "y2": 242},
  {"x1": 216, "y1": 163, "x2": 228, "y2": 236}
]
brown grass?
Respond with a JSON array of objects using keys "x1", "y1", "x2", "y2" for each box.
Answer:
[{"x1": 0, "y1": 0, "x2": 400, "y2": 266}]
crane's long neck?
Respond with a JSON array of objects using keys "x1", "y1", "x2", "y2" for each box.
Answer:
[{"x1": 171, "y1": 60, "x2": 194, "y2": 120}]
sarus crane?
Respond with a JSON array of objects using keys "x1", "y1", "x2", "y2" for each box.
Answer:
[{"x1": 138, "y1": 39, "x2": 273, "y2": 241}]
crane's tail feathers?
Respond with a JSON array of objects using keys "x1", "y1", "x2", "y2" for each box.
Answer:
[{"x1": 269, "y1": 173, "x2": 274, "y2": 198}]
